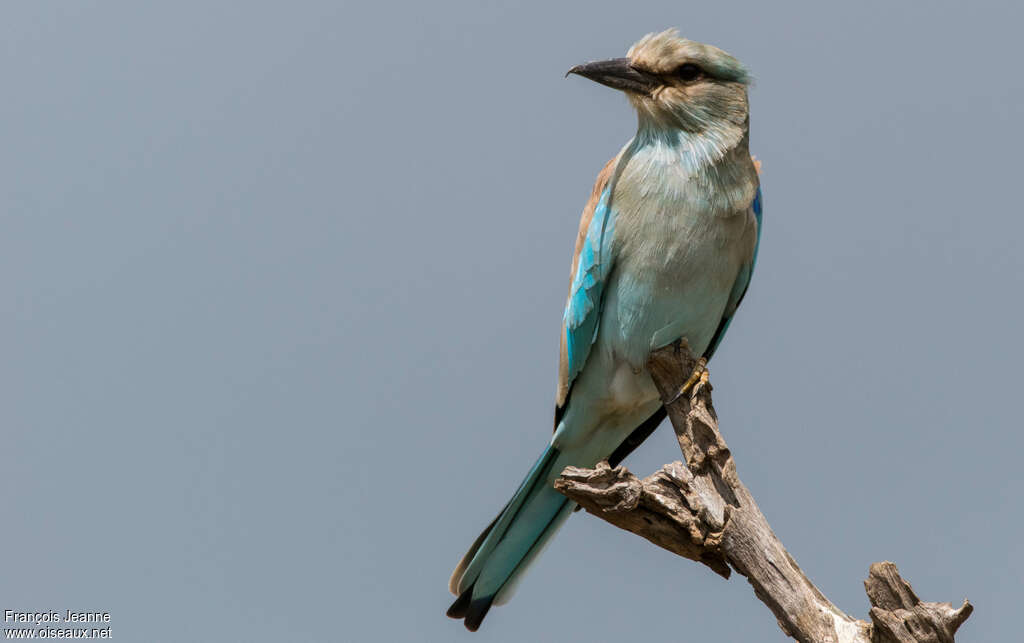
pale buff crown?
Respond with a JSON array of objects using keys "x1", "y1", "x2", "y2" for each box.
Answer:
[{"x1": 627, "y1": 29, "x2": 749, "y2": 82}]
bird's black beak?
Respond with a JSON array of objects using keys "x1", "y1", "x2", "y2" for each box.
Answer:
[{"x1": 566, "y1": 57, "x2": 659, "y2": 95}]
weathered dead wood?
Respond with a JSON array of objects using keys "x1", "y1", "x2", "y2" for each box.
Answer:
[{"x1": 554, "y1": 341, "x2": 972, "y2": 643}]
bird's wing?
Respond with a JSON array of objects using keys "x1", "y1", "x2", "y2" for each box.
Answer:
[
  {"x1": 704, "y1": 183, "x2": 763, "y2": 359},
  {"x1": 555, "y1": 158, "x2": 618, "y2": 418}
]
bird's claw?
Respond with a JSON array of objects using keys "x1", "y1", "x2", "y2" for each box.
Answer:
[{"x1": 665, "y1": 357, "x2": 708, "y2": 405}]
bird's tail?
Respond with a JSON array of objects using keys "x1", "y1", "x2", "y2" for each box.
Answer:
[{"x1": 447, "y1": 445, "x2": 573, "y2": 631}]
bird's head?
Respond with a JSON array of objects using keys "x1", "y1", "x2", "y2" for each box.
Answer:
[{"x1": 568, "y1": 29, "x2": 750, "y2": 135}]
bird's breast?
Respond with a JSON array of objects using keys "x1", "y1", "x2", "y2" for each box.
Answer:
[{"x1": 599, "y1": 149, "x2": 757, "y2": 367}]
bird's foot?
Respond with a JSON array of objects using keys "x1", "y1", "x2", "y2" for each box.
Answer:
[{"x1": 665, "y1": 357, "x2": 708, "y2": 405}]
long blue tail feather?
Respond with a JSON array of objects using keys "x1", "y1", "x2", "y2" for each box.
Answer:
[{"x1": 448, "y1": 445, "x2": 572, "y2": 631}]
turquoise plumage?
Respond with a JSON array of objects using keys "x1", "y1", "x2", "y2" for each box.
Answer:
[
  {"x1": 565, "y1": 186, "x2": 616, "y2": 381},
  {"x1": 448, "y1": 30, "x2": 763, "y2": 631}
]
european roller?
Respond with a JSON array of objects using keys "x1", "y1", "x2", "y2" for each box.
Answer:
[{"x1": 448, "y1": 29, "x2": 763, "y2": 631}]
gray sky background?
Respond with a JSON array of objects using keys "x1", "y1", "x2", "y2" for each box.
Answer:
[{"x1": 3, "y1": 1, "x2": 1022, "y2": 641}]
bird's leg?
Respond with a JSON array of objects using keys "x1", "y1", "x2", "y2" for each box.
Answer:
[{"x1": 665, "y1": 357, "x2": 708, "y2": 405}]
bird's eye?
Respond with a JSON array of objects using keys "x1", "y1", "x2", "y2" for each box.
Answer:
[{"x1": 675, "y1": 63, "x2": 703, "y2": 82}]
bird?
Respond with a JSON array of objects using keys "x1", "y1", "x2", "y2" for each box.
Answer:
[{"x1": 447, "y1": 29, "x2": 763, "y2": 631}]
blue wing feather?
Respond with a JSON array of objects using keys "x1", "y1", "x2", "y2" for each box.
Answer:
[
  {"x1": 563, "y1": 186, "x2": 616, "y2": 384},
  {"x1": 750, "y1": 185, "x2": 763, "y2": 266}
]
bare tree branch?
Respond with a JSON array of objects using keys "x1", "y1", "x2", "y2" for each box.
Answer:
[{"x1": 554, "y1": 341, "x2": 973, "y2": 643}]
